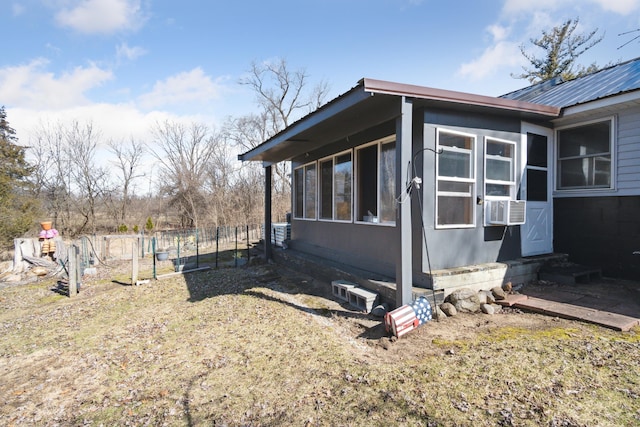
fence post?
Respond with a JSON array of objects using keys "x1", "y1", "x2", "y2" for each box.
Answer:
[
  {"x1": 246, "y1": 225, "x2": 250, "y2": 264},
  {"x1": 234, "y1": 226, "x2": 238, "y2": 268},
  {"x1": 68, "y1": 244, "x2": 79, "y2": 297},
  {"x1": 215, "y1": 226, "x2": 219, "y2": 269},
  {"x1": 132, "y1": 240, "x2": 139, "y2": 285},
  {"x1": 177, "y1": 233, "x2": 181, "y2": 272},
  {"x1": 152, "y1": 237, "x2": 157, "y2": 279},
  {"x1": 196, "y1": 228, "x2": 199, "y2": 269}
]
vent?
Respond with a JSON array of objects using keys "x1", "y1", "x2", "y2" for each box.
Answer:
[{"x1": 486, "y1": 200, "x2": 526, "y2": 226}]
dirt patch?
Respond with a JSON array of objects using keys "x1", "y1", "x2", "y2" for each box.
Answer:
[{"x1": 1, "y1": 260, "x2": 638, "y2": 426}]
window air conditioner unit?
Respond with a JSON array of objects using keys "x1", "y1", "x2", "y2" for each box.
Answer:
[{"x1": 486, "y1": 200, "x2": 526, "y2": 226}]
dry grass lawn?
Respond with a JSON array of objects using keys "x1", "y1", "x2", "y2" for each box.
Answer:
[{"x1": 1, "y1": 260, "x2": 639, "y2": 426}]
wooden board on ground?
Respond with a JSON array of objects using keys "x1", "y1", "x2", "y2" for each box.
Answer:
[{"x1": 514, "y1": 296, "x2": 640, "y2": 332}]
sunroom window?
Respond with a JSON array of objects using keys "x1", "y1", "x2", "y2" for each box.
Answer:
[
  {"x1": 557, "y1": 119, "x2": 613, "y2": 190},
  {"x1": 356, "y1": 136, "x2": 396, "y2": 224},
  {"x1": 319, "y1": 151, "x2": 352, "y2": 221},
  {"x1": 436, "y1": 129, "x2": 475, "y2": 228},
  {"x1": 484, "y1": 137, "x2": 516, "y2": 198},
  {"x1": 293, "y1": 162, "x2": 317, "y2": 219}
]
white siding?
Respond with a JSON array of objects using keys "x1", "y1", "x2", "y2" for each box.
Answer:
[
  {"x1": 553, "y1": 101, "x2": 640, "y2": 197},
  {"x1": 616, "y1": 105, "x2": 640, "y2": 195}
]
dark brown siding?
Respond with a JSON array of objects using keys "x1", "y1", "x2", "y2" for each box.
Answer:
[{"x1": 554, "y1": 196, "x2": 640, "y2": 280}]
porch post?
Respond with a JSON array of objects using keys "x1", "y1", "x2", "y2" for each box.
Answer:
[
  {"x1": 264, "y1": 164, "x2": 272, "y2": 260},
  {"x1": 396, "y1": 97, "x2": 413, "y2": 306}
]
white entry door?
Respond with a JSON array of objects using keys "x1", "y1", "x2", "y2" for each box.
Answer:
[{"x1": 521, "y1": 123, "x2": 553, "y2": 256}]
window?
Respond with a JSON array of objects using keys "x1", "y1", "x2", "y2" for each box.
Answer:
[
  {"x1": 356, "y1": 136, "x2": 396, "y2": 224},
  {"x1": 557, "y1": 119, "x2": 613, "y2": 190},
  {"x1": 484, "y1": 137, "x2": 516, "y2": 198},
  {"x1": 319, "y1": 151, "x2": 352, "y2": 221},
  {"x1": 436, "y1": 129, "x2": 475, "y2": 228},
  {"x1": 293, "y1": 162, "x2": 317, "y2": 219}
]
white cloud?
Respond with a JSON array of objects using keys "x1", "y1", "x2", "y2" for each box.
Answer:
[
  {"x1": 590, "y1": 0, "x2": 640, "y2": 14},
  {"x1": 456, "y1": 25, "x2": 524, "y2": 81},
  {"x1": 116, "y1": 42, "x2": 147, "y2": 62},
  {"x1": 55, "y1": 0, "x2": 146, "y2": 34},
  {"x1": 502, "y1": 0, "x2": 565, "y2": 15},
  {"x1": 0, "y1": 58, "x2": 113, "y2": 109},
  {"x1": 502, "y1": 0, "x2": 640, "y2": 15},
  {"x1": 12, "y1": 3, "x2": 25, "y2": 16},
  {"x1": 137, "y1": 68, "x2": 226, "y2": 110}
]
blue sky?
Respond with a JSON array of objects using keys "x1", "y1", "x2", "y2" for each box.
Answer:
[{"x1": 2, "y1": 0, "x2": 640, "y2": 147}]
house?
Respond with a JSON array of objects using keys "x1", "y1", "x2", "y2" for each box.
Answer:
[{"x1": 238, "y1": 57, "x2": 640, "y2": 307}]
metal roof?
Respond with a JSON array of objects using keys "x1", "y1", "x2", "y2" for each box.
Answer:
[
  {"x1": 501, "y1": 56, "x2": 640, "y2": 108},
  {"x1": 238, "y1": 78, "x2": 559, "y2": 163}
]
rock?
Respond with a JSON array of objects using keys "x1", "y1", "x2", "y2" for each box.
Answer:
[
  {"x1": 502, "y1": 281, "x2": 512, "y2": 293},
  {"x1": 434, "y1": 305, "x2": 447, "y2": 320},
  {"x1": 3, "y1": 274, "x2": 22, "y2": 283},
  {"x1": 491, "y1": 303, "x2": 503, "y2": 314},
  {"x1": 477, "y1": 291, "x2": 487, "y2": 304},
  {"x1": 479, "y1": 290, "x2": 496, "y2": 304},
  {"x1": 447, "y1": 288, "x2": 481, "y2": 313},
  {"x1": 481, "y1": 303, "x2": 495, "y2": 315},
  {"x1": 370, "y1": 303, "x2": 389, "y2": 318},
  {"x1": 440, "y1": 302, "x2": 457, "y2": 316},
  {"x1": 0, "y1": 260, "x2": 12, "y2": 274},
  {"x1": 492, "y1": 286, "x2": 507, "y2": 300},
  {"x1": 31, "y1": 266, "x2": 48, "y2": 276}
]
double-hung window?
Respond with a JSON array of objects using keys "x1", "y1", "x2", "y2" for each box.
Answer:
[
  {"x1": 319, "y1": 151, "x2": 352, "y2": 221},
  {"x1": 293, "y1": 162, "x2": 317, "y2": 219},
  {"x1": 436, "y1": 129, "x2": 476, "y2": 228},
  {"x1": 557, "y1": 118, "x2": 613, "y2": 190},
  {"x1": 484, "y1": 137, "x2": 516, "y2": 199},
  {"x1": 356, "y1": 136, "x2": 396, "y2": 224}
]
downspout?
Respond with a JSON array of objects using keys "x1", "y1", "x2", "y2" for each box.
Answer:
[{"x1": 395, "y1": 96, "x2": 413, "y2": 306}]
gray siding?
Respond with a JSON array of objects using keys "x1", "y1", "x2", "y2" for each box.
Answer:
[
  {"x1": 288, "y1": 121, "x2": 399, "y2": 278},
  {"x1": 419, "y1": 109, "x2": 524, "y2": 274},
  {"x1": 291, "y1": 220, "x2": 397, "y2": 278}
]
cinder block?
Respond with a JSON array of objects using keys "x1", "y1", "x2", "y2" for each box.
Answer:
[
  {"x1": 347, "y1": 287, "x2": 378, "y2": 313},
  {"x1": 331, "y1": 280, "x2": 356, "y2": 302}
]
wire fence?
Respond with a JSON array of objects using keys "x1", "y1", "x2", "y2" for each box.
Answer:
[{"x1": 74, "y1": 224, "x2": 263, "y2": 271}]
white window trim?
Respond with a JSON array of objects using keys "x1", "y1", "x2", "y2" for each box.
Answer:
[
  {"x1": 483, "y1": 136, "x2": 518, "y2": 201},
  {"x1": 293, "y1": 161, "x2": 318, "y2": 221},
  {"x1": 318, "y1": 149, "x2": 353, "y2": 223},
  {"x1": 555, "y1": 116, "x2": 616, "y2": 193},
  {"x1": 354, "y1": 134, "x2": 397, "y2": 226},
  {"x1": 435, "y1": 128, "x2": 476, "y2": 229}
]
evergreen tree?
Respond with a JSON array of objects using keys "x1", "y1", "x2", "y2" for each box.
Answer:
[
  {"x1": 0, "y1": 106, "x2": 40, "y2": 250},
  {"x1": 513, "y1": 18, "x2": 604, "y2": 83}
]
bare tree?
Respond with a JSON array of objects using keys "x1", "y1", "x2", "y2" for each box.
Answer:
[
  {"x1": 149, "y1": 120, "x2": 219, "y2": 229},
  {"x1": 108, "y1": 137, "x2": 146, "y2": 225},
  {"x1": 240, "y1": 58, "x2": 330, "y2": 134},
  {"x1": 513, "y1": 18, "x2": 604, "y2": 83},
  {"x1": 233, "y1": 58, "x2": 330, "y2": 220},
  {"x1": 65, "y1": 121, "x2": 110, "y2": 235},
  {"x1": 30, "y1": 121, "x2": 73, "y2": 235}
]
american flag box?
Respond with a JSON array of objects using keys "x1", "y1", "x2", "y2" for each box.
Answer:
[
  {"x1": 384, "y1": 304, "x2": 419, "y2": 338},
  {"x1": 410, "y1": 296, "x2": 433, "y2": 325}
]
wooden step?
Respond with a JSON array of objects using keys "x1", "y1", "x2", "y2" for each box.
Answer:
[{"x1": 539, "y1": 264, "x2": 602, "y2": 285}]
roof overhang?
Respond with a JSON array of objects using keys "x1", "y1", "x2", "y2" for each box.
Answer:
[{"x1": 238, "y1": 78, "x2": 561, "y2": 164}]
